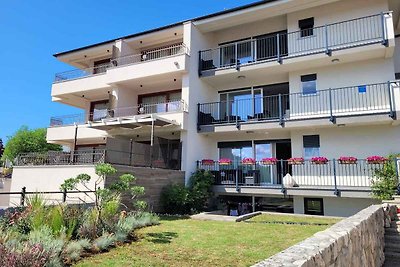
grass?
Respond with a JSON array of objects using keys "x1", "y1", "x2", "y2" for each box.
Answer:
[
  {"x1": 248, "y1": 213, "x2": 341, "y2": 226},
  {"x1": 76, "y1": 214, "x2": 341, "y2": 267}
]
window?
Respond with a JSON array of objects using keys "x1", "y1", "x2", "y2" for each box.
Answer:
[
  {"x1": 303, "y1": 135, "x2": 320, "y2": 159},
  {"x1": 395, "y1": 73, "x2": 400, "y2": 80},
  {"x1": 138, "y1": 90, "x2": 182, "y2": 114},
  {"x1": 93, "y1": 58, "x2": 110, "y2": 74},
  {"x1": 90, "y1": 100, "x2": 109, "y2": 121},
  {"x1": 304, "y1": 198, "x2": 324, "y2": 215},
  {"x1": 301, "y1": 74, "x2": 317, "y2": 95},
  {"x1": 299, "y1": 17, "x2": 314, "y2": 37},
  {"x1": 218, "y1": 141, "x2": 253, "y2": 163}
]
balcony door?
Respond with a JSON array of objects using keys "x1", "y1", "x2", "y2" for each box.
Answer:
[
  {"x1": 90, "y1": 100, "x2": 109, "y2": 121},
  {"x1": 138, "y1": 90, "x2": 182, "y2": 114},
  {"x1": 220, "y1": 88, "x2": 262, "y2": 122}
]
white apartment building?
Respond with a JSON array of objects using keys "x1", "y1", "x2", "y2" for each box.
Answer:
[{"x1": 9, "y1": 0, "x2": 400, "y2": 216}]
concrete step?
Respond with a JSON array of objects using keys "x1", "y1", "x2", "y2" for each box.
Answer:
[
  {"x1": 385, "y1": 228, "x2": 400, "y2": 234},
  {"x1": 385, "y1": 251, "x2": 400, "y2": 260}
]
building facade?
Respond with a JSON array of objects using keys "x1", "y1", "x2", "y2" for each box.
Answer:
[{"x1": 11, "y1": 0, "x2": 400, "y2": 216}]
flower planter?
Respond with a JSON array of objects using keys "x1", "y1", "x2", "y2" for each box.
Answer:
[
  {"x1": 367, "y1": 156, "x2": 388, "y2": 165},
  {"x1": 288, "y1": 161, "x2": 304, "y2": 165},
  {"x1": 241, "y1": 158, "x2": 256, "y2": 165},
  {"x1": 219, "y1": 163, "x2": 232, "y2": 166},
  {"x1": 261, "y1": 161, "x2": 277, "y2": 165},
  {"x1": 339, "y1": 160, "x2": 357, "y2": 165},
  {"x1": 312, "y1": 161, "x2": 328, "y2": 165},
  {"x1": 201, "y1": 160, "x2": 215, "y2": 166},
  {"x1": 367, "y1": 160, "x2": 386, "y2": 164}
]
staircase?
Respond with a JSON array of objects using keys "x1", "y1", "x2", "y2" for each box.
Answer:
[{"x1": 384, "y1": 196, "x2": 400, "y2": 267}]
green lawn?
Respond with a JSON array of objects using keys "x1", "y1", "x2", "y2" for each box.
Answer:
[{"x1": 76, "y1": 215, "x2": 340, "y2": 267}]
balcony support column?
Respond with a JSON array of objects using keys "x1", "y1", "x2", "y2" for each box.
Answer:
[
  {"x1": 333, "y1": 159, "x2": 340, "y2": 196},
  {"x1": 324, "y1": 24, "x2": 332, "y2": 56},
  {"x1": 276, "y1": 33, "x2": 282, "y2": 64},
  {"x1": 381, "y1": 12, "x2": 389, "y2": 47},
  {"x1": 150, "y1": 116, "x2": 155, "y2": 168},
  {"x1": 278, "y1": 94, "x2": 284, "y2": 127},
  {"x1": 388, "y1": 81, "x2": 396, "y2": 120},
  {"x1": 329, "y1": 88, "x2": 336, "y2": 124},
  {"x1": 235, "y1": 43, "x2": 239, "y2": 71}
]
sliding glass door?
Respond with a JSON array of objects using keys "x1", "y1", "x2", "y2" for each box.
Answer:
[{"x1": 220, "y1": 88, "x2": 263, "y2": 122}]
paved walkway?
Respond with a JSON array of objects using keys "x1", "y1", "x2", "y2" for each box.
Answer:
[{"x1": 191, "y1": 211, "x2": 261, "y2": 222}]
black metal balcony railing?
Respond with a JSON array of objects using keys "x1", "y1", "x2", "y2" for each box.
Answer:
[
  {"x1": 197, "y1": 159, "x2": 394, "y2": 194},
  {"x1": 50, "y1": 100, "x2": 187, "y2": 127},
  {"x1": 54, "y1": 43, "x2": 188, "y2": 83},
  {"x1": 197, "y1": 82, "x2": 396, "y2": 127},
  {"x1": 16, "y1": 150, "x2": 106, "y2": 166},
  {"x1": 199, "y1": 13, "x2": 389, "y2": 73}
]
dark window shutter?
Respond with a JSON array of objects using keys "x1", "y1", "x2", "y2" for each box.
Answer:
[
  {"x1": 303, "y1": 135, "x2": 320, "y2": 148},
  {"x1": 301, "y1": 74, "x2": 317, "y2": 82},
  {"x1": 299, "y1": 18, "x2": 314, "y2": 29},
  {"x1": 395, "y1": 73, "x2": 400, "y2": 80}
]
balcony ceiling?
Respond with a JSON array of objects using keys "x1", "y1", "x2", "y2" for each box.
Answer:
[{"x1": 194, "y1": 0, "x2": 340, "y2": 32}]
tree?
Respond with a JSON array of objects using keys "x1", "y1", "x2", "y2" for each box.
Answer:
[
  {"x1": 371, "y1": 154, "x2": 400, "y2": 200},
  {"x1": 1, "y1": 126, "x2": 62, "y2": 162},
  {"x1": 0, "y1": 138, "x2": 4, "y2": 165}
]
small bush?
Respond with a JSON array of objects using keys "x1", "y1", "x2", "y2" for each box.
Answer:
[
  {"x1": 93, "y1": 233, "x2": 116, "y2": 252},
  {"x1": 372, "y1": 155, "x2": 399, "y2": 200},
  {"x1": 161, "y1": 170, "x2": 214, "y2": 214},
  {"x1": 160, "y1": 184, "x2": 191, "y2": 214},
  {"x1": 0, "y1": 243, "x2": 51, "y2": 267}
]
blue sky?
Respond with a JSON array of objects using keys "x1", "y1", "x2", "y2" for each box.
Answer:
[{"x1": 0, "y1": 0, "x2": 255, "y2": 143}]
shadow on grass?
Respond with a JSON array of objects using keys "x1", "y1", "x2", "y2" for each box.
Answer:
[{"x1": 146, "y1": 232, "x2": 178, "y2": 244}]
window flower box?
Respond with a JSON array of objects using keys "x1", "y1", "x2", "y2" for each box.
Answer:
[
  {"x1": 201, "y1": 159, "x2": 215, "y2": 166},
  {"x1": 367, "y1": 156, "x2": 388, "y2": 164},
  {"x1": 261, "y1": 157, "x2": 278, "y2": 165},
  {"x1": 288, "y1": 157, "x2": 304, "y2": 165},
  {"x1": 219, "y1": 158, "x2": 232, "y2": 165},
  {"x1": 241, "y1": 158, "x2": 256, "y2": 165},
  {"x1": 338, "y1": 156, "x2": 357, "y2": 164},
  {"x1": 311, "y1": 157, "x2": 328, "y2": 165}
]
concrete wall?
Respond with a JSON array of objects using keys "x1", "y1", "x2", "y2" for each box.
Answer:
[
  {"x1": 293, "y1": 195, "x2": 381, "y2": 217},
  {"x1": 254, "y1": 205, "x2": 385, "y2": 267}
]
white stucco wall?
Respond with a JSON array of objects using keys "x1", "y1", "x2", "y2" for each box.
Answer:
[
  {"x1": 9, "y1": 166, "x2": 102, "y2": 206},
  {"x1": 293, "y1": 195, "x2": 380, "y2": 217}
]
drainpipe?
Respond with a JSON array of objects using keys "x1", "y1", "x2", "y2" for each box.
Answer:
[{"x1": 150, "y1": 115, "x2": 155, "y2": 168}]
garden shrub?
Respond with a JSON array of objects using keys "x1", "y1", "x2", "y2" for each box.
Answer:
[
  {"x1": 161, "y1": 170, "x2": 214, "y2": 214},
  {"x1": 93, "y1": 233, "x2": 116, "y2": 252},
  {"x1": 160, "y1": 184, "x2": 191, "y2": 214},
  {"x1": 372, "y1": 154, "x2": 400, "y2": 200}
]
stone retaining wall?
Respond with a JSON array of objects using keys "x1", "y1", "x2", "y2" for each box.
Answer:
[{"x1": 253, "y1": 205, "x2": 386, "y2": 267}]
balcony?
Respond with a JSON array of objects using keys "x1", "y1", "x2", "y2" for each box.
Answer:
[
  {"x1": 50, "y1": 99, "x2": 187, "y2": 128},
  {"x1": 197, "y1": 158, "x2": 394, "y2": 197},
  {"x1": 51, "y1": 43, "x2": 189, "y2": 97},
  {"x1": 197, "y1": 82, "x2": 397, "y2": 130},
  {"x1": 199, "y1": 13, "x2": 391, "y2": 76},
  {"x1": 54, "y1": 43, "x2": 188, "y2": 83}
]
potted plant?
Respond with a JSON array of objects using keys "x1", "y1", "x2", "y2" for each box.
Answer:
[
  {"x1": 219, "y1": 158, "x2": 232, "y2": 165},
  {"x1": 311, "y1": 157, "x2": 329, "y2": 164},
  {"x1": 338, "y1": 156, "x2": 358, "y2": 164},
  {"x1": 261, "y1": 157, "x2": 278, "y2": 165},
  {"x1": 201, "y1": 159, "x2": 215, "y2": 166},
  {"x1": 288, "y1": 157, "x2": 304, "y2": 165},
  {"x1": 241, "y1": 158, "x2": 256, "y2": 165},
  {"x1": 367, "y1": 156, "x2": 388, "y2": 164}
]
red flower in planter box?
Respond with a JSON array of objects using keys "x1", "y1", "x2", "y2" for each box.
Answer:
[
  {"x1": 261, "y1": 157, "x2": 278, "y2": 165},
  {"x1": 201, "y1": 159, "x2": 215, "y2": 166},
  {"x1": 367, "y1": 156, "x2": 388, "y2": 164},
  {"x1": 241, "y1": 158, "x2": 256, "y2": 165},
  {"x1": 219, "y1": 158, "x2": 232, "y2": 165},
  {"x1": 288, "y1": 157, "x2": 304, "y2": 165},
  {"x1": 311, "y1": 157, "x2": 329, "y2": 164},
  {"x1": 338, "y1": 156, "x2": 358, "y2": 164}
]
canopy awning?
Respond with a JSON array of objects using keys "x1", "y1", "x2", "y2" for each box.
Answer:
[{"x1": 88, "y1": 114, "x2": 179, "y2": 131}]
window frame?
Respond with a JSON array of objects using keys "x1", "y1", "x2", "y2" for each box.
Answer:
[
  {"x1": 299, "y1": 17, "x2": 315, "y2": 38},
  {"x1": 303, "y1": 135, "x2": 320, "y2": 159},
  {"x1": 138, "y1": 89, "x2": 182, "y2": 113},
  {"x1": 301, "y1": 74, "x2": 317, "y2": 96},
  {"x1": 89, "y1": 100, "x2": 109, "y2": 121},
  {"x1": 304, "y1": 198, "x2": 324, "y2": 215}
]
